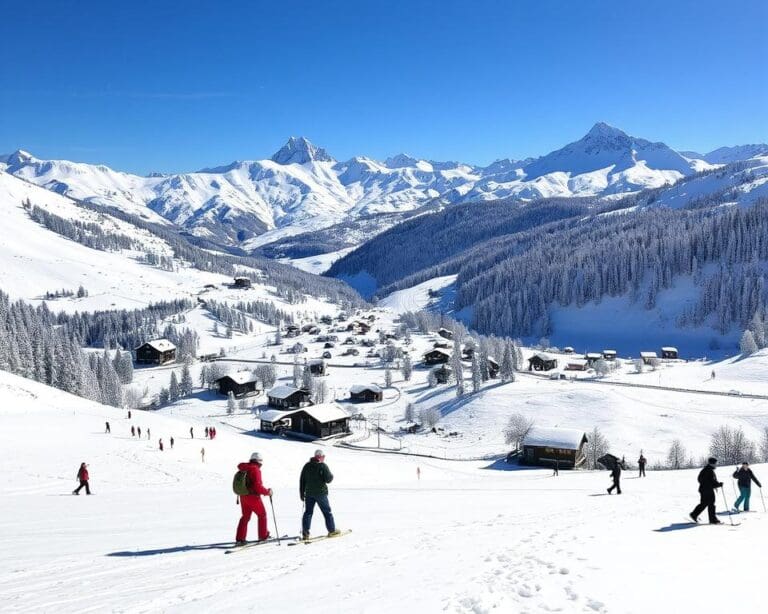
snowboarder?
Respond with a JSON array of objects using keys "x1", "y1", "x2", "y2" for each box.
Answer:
[
  {"x1": 159, "y1": 439, "x2": 164, "y2": 452},
  {"x1": 733, "y1": 462, "x2": 762, "y2": 512},
  {"x1": 607, "y1": 464, "x2": 622, "y2": 494},
  {"x1": 300, "y1": 449, "x2": 340, "y2": 540},
  {"x1": 690, "y1": 457, "x2": 723, "y2": 524},
  {"x1": 190, "y1": 427, "x2": 194, "y2": 439},
  {"x1": 235, "y1": 452, "x2": 273, "y2": 545},
  {"x1": 553, "y1": 459, "x2": 560, "y2": 476},
  {"x1": 131, "y1": 425, "x2": 135, "y2": 437},
  {"x1": 170, "y1": 436, "x2": 174, "y2": 449},
  {"x1": 205, "y1": 426, "x2": 209, "y2": 438},
  {"x1": 72, "y1": 462, "x2": 91, "y2": 495},
  {"x1": 201, "y1": 447, "x2": 205, "y2": 462},
  {"x1": 105, "y1": 421, "x2": 110, "y2": 434},
  {"x1": 638, "y1": 453, "x2": 647, "y2": 477}
]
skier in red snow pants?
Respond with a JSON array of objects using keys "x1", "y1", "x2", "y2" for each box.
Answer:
[{"x1": 235, "y1": 452, "x2": 272, "y2": 543}]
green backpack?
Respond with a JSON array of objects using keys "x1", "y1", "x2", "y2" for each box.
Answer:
[{"x1": 232, "y1": 470, "x2": 252, "y2": 496}]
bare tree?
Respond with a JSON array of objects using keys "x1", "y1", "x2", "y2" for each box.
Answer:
[
  {"x1": 504, "y1": 413, "x2": 534, "y2": 451},
  {"x1": 419, "y1": 406, "x2": 441, "y2": 428},
  {"x1": 666, "y1": 439, "x2": 687, "y2": 469},
  {"x1": 710, "y1": 425, "x2": 756, "y2": 465},
  {"x1": 584, "y1": 426, "x2": 610, "y2": 470},
  {"x1": 761, "y1": 427, "x2": 768, "y2": 462}
]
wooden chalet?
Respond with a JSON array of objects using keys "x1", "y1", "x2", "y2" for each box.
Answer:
[
  {"x1": 487, "y1": 357, "x2": 500, "y2": 378},
  {"x1": 437, "y1": 327, "x2": 454, "y2": 340},
  {"x1": 259, "y1": 403, "x2": 350, "y2": 439},
  {"x1": 423, "y1": 348, "x2": 451, "y2": 365},
  {"x1": 661, "y1": 346, "x2": 679, "y2": 360},
  {"x1": 602, "y1": 350, "x2": 617, "y2": 361},
  {"x1": 349, "y1": 384, "x2": 383, "y2": 403},
  {"x1": 519, "y1": 427, "x2": 588, "y2": 469},
  {"x1": 563, "y1": 346, "x2": 575, "y2": 354},
  {"x1": 347, "y1": 320, "x2": 371, "y2": 335},
  {"x1": 640, "y1": 351, "x2": 658, "y2": 365},
  {"x1": 433, "y1": 364, "x2": 453, "y2": 384},
  {"x1": 528, "y1": 352, "x2": 557, "y2": 372},
  {"x1": 135, "y1": 339, "x2": 177, "y2": 365},
  {"x1": 233, "y1": 276, "x2": 252, "y2": 289},
  {"x1": 343, "y1": 348, "x2": 360, "y2": 356},
  {"x1": 585, "y1": 352, "x2": 602, "y2": 367},
  {"x1": 216, "y1": 372, "x2": 262, "y2": 398},
  {"x1": 432, "y1": 340, "x2": 450, "y2": 349},
  {"x1": 266, "y1": 385, "x2": 311, "y2": 410},
  {"x1": 307, "y1": 359, "x2": 327, "y2": 376},
  {"x1": 285, "y1": 324, "x2": 300, "y2": 337},
  {"x1": 462, "y1": 347, "x2": 475, "y2": 360},
  {"x1": 564, "y1": 358, "x2": 588, "y2": 371}
]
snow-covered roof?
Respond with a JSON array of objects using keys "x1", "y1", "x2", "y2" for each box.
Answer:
[
  {"x1": 267, "y1": 385, "x2": 302, "y2": 399},
  {"x1": 640, "y1": 351, "x2": 658, "y2": 358},
  {"x1": 603, "y1": 349, "x2": 616, "y2": 354},
  {"x1": 661, "y1": 347, "x2": 678, "y2": 352},
  {"x1": 350, "y1": 384, "x2": 382, "y2": 394},
  {"x1": 425, "y1": 348, "x2": 451, "y2": 357},
  {"x1": 523, "y1": 427, "x2": 587, "y2": 450},
  {"x1": 566, "y1": 359, "x2": 588, "y2": 366},
  {"x1": 308, "y1": 359, "x2": 326, "y2": 366},
  {"x1": 301, "y1": 403, "x2": 349, "y2": 423},
  {"x1": 563, "y1": 346, "x2": 574, "y2": 351},
  {"x1": 219, "y1": 371, "x2": 260, "y2": 385},
  {"x1": 586, "y1": 352, "x2": 602, "y2": 359},
  {"x1": 259, "y1": 409, "x2": 295, "y2": 423},
  {"x1": 138, "y1": 339, "x2": 176, "y2": 352},
  {"x1": 531, "y1": 352, "x2": 553, "y2": 361}
]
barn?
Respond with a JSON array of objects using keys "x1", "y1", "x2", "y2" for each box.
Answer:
[
  {"x1": 661, "y1": 346, "x2": 679, "y2": 360},
  {"x1": 135, "y1": 339, "x2": 177, "y2": 365},
  {"x1": 349, "y1": 384, "x2": 383, "y2": 403},
  {"x1": 259, "y1": 403, "x2": 350, "y2": 439},
  {"x1": 423, "y1": 348, "x2": 451, "y2": 365},
  {"x1": 585, "y1": 352, "x2": 602, "y2": 367},
  {"x1": 602, "y1": 350, "x2": 617, "y2": 361},
  {"x1": 519, "y1": 427, "x2": 588, "y2": 468},
  {"x1": 216, "y1": 372, "x2": 262, "y2": 398},
  {"x1": 267, "y1": 385, "x2": 311, "y2": 409},
  {"x1": 233, "y1": 277, "x2": 252, "y2": 289},
  {"x1": 528, "y1": 353, "x2": 557, "y2": 372}
]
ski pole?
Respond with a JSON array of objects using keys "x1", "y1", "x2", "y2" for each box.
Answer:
[
  {"x1": 720, "y1": 487, "x2": 735, "y2": 526},
  {"x1": 269, "y1": 494, "x2": 280, "y2": 545},
  {"x1": 760, "y1": 487, "x2": 767, "y2": 513}
]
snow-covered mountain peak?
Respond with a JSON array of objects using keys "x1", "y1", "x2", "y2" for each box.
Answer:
[
  {"x1": 3, "y1": 149, "x2": 36, "y2": 168},
  {"x1": 270, "y1": 136, "x2": 334, "y2": 165},
  {"x1": 385, "y1": 153, "x2": 420, "y2": 168}
]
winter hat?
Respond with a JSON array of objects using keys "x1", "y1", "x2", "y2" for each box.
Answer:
[
  {"x1": 708, "y1": 457, "x2": 718, "y2": 465},
  {"x1": 314, "y1": 449, "x2": 325, "y2": 459},
  {"x1": 250, "y1": 451, "x2": 263, "y2": 463}
]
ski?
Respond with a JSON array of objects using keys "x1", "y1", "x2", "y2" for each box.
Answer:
[
  {"x1": 225, "y1": 534, "x2": 293, "y2": 554},
  {"x1": 288, "y1": 529, "x2": 352, "y2": 546}
]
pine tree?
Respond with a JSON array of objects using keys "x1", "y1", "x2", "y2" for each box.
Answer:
[
  {"x1": 401, "y1": 353, "x2": 413, "y2": 381},
  {"x1": 471, "y1": 354, "x2": 482, "y2": 393},
  {"x1": 740, "y1": 329, "x2": 758, "y2": 355},
  {"x1": 404, "y1": 402, "x2": 415, "y2": 422},
  {"x1": 500, "y1": 345, "x2": 514, "y2": 382},
  {"x1": 169, "y1": 371, "x2": 180, "y2": 402},
  {"x1": 384, "y1": 367, "x2": 393, "y2": 388},
  {"x1": 158, "y1": 387, "x2": 170, "y2": 405},
  {"x1": 180, "y1": 363, "x2": 193, "y2": 396},
  {"x1": 293, "y1": 358, "x2": 302, "y2": 389},
  {"x1": 451, "y1": 338, "x2": 464, "y2": 397},
  {"x1": 227, "y1": 391, "x2": 236, "y2": 414},
  {"x1": 302, "y1": 364, "x2": 313, "y2": 391}
]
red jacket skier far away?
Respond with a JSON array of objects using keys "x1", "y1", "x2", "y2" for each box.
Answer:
[
  {"x1": 235, "y1": 453, "x2": 272, "y2": 544},
  {"x1": 77, "y1": 464, "x2": 89, "y2": 482}
]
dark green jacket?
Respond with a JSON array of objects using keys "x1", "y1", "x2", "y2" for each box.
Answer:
[{"x1": 300, "y1": 458, "x2": 334, "y2": 498}]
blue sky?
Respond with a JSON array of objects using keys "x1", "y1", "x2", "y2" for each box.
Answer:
[{"x1": 1, "y1": 0, "x2": 766, "y2": 174}]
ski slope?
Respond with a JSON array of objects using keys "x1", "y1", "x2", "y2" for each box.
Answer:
[{"x1": 3, "y1": 368, "x2": 768, "y2": 613}]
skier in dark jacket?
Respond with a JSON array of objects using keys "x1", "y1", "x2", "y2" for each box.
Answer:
[
  {"x1": 607, "y1": 464, "x2": 622, "y2": 494},
  {"x1": 638, "y1": 454, "x2": 647, "y2": 477},
  {"x1": 732, "y1": 462, "x2": 762, "y2": 512},
  {"x1": 690, "y1": 457, "x2": 723, "y2": 524},
  {"x1": 72, "y1": 462, "x2": 91, "y2": 495},
  {"x1": 300, "y1": 449, "x2": 339, "y2": 540},
  {"x1": 105, "y1": 421, "x2": 110, "y2": 434}
]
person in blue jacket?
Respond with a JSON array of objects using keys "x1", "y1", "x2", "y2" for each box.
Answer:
[{"x1": 732, "y1": 462, "x2": 762, "y2": 512}]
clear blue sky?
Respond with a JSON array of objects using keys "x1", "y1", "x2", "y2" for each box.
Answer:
[{"x1": 1, "y1": 0, "x2": 766, "y2": 174}]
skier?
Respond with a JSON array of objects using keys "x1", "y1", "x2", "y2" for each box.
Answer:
[
  {"x1": 235, "y1": 452, "x2": 273, "y2": 545},
  {"x1": 105, "y1": 421, "x2": 110, "y2": 434},
  {"x1": 607, "y1": 463, "x2": 622, "y2": 494},
  {"x1": 190, "y1": 427, "x2": 194, "y2": 439},
  {"x1": 690, "y1": 457, "x2": 723, "y2": 524},
  {"x1": 711, "y1": 370, "x2": 716, "y2": 380},
  {"x1": 553, "y1": 458, "x2": 560, "y2": 476},
  {"x1": 300, "y1": 449, "x2": 340, "y2": 540},
  {"x1": 72, "y1": 462, "x2": 91, "y2": 495},
  {"x1": 131, "y1": 425, "x2": 135, "y2": 437},
  {"x1": 147, "y1": 428, "x2": 151, "y2": 440},
  {"x1": 137, "y1": 426, "x2": 142, "y2": 438},
  {"x1": 638, "y1": 453, "x2": 647, "y2": 477},
  {"x1": 732, "y1": 462, "x2": 762, "y2": 512},
  {"x1": 205, "y1": 426, "x2": 209, "y2": 438},
  {"x1": 127, "y1": 409, "x2": 132, "y2": 420},
  {"x1": 211, "y1": 427, "x2": 216, "y2": 439},
  {"x1": 416, "y1": 466, "x2": 421, "y2": 480},
  {"x1": 201, "y1": 447, "x2": 205, "y2": 463},
  {"x1": 170, "y1": 436, "x2": 174, "y2": 449},
  {"x1": 159, "y1": 439, "x2": 164, "y2": 452}
]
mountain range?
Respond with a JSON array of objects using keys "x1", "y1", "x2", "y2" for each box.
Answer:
[{"x1": 2, "y1": 124, "x2": 766, "y2": 251}]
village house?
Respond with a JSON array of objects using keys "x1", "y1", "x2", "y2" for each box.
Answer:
[
  {"x1": 307, "y1": 359, "x2": 327, "y2": 376},
  {"x1": 437, "y1": 327, "x2": 454, "y2": 340},
  {"x1": 349, "y1": 384, "x2": 383, "y2": 403},
  {"x1": 564, "y1": 358, "x2": 588, "y2": 371},
  {"x1": 266, "y1": 385, "x2": 311, "y2": 410},
  {"x1": 563, "y1": 346, "x2": 575, "y2": 354},
  {"x1": 423, "y1": 348, "x2": 451, "y2": 365},
  {"x1": 259, "y1": 403, "x2": 350, "y2": 439},
  {"x1": 585, "y1": 352, "x2": 602, "y2": 367},
  {"x1": 640, "y1": 351, "x2": 658, "y2": 365},
  {"x1": 433, "y1": 364, "x2": 453, "y2": 384},
  {"x1": 233, "y1": 276, "x2": 252, "y2": 289},
  {"x1": 661, "y1": 346, "x2": 679, "y2": 360},
  {"x1": 487, "y1": 357, "x2": 500, "y2": 378},
  {"x1": 215, "y1": 372, "x2": 262, "y2": 398},
  {"x1": 528, "y1": 353, "x2": 558, "y2": 372},
  {"x1": 518, "y1": 426, "x2": 588, "y2": 469},
  {"x1": 602, "y1": 350, "x2": 617, "y2": 361},
  {"x1": 135, "y1": 339, "x2": 177, "y2": 365}
]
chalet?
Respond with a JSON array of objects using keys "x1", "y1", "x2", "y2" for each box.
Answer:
[
  {"x1": 602, "y1": 350, "x2": 617, "y2": 361},
  {"x1": 564, "y1": 358, "x2": 588, "y2": 371},
  {"x1": 640, "y1": 351, "x2": 658, "y2": 365},
  {"x1": 437, "y1": 327, "x2": 454, "y2": 340},
  {"x1": 259, "y1": 403, "x2": 350, "y2": 439},
  {"x1": 349, "y1": 384, "x2": 383, "y2": 403},
  {"x1": 462, "y1": 347, "x2": 475, "y2": 360},
  {"x1": 433, "y1": 364, "x2": 453, "y2": 384},
  {"x1": 322, "y1": 351, "x2": 332, "y2": 359},
  {"x1": 324, "y1": 342, "x2": 335, "y2": 349},
  {"x1": 585, "y1": 352, "x2": 602, "y2": 367},
  {"x1": 487, "y1": 357, "x2": 500, "y2": 378},
  {"x1": 216, "y1": 372, "x2": 262, "y2": 398},
  {"x1": 432, "y1": 340, "x2": 450, "y2": 349},
  {"x1": 267, "y1": 385, "x2": 311, "y2": 410},
  {"x1": 285, "y1": 324, "x2": 300, "y2": 337},
  {"x1": 528, "y1": 353, "x2": 557, "y2": 372},
  {"x1": 519, "y1": 427, "x2": 588, "y2": 469},
  {"x1": 423, "y1": 348, "x2": 451, "y2": 365},
  {"x1": 563, "y1": 347, "x2": 575, "y2": 354},
  {"x1": 233, "y1": 277, "x2": 252, "y2": 289},
  {"x1": 347, "y1": 321, "x2": 371, "y2": 335},
  {"x1": 661, "y1": 346, "x2": 679, "y2": 360},
  {"x1": 135, "y1": 339, "x2": 177, "y2": 365},
  {"x1": 343, "y1": 348, "x2": 360, "y2": 357},
  {"x1": 307, "y1": 359, "x2": 327, "y2": 376},
  {"x1": 320, "y1": 316, "x2": 333, "y2": 325},
  {"x1": 301, "y1": 323, "x2": 317, "y2": 333}
]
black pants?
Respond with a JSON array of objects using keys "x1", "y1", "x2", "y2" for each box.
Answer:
[
  {"x1": 608, "y1": 478, "x2": 621, "y2": 494},
  {"x1": 73, "y1": 480, "x2": 91, "y2": 495},
  {"x1": 639, "y1": 466, "x2": 646, "y2": 477},
  {"x1": 692, "y1": 491, "x2": 717, "y2": 523}
]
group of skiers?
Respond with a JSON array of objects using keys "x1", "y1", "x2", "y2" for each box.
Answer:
[
  {"x1": 233, "y1": 448, "x2": 340, "y2": 544},
  {"x1": 205, "y1": 426, "x2": 217, "y2": 439}
]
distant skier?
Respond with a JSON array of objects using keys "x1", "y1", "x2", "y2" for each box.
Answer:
[
  {"x1": 127, "y1": 410, "x2": 132, "y2": 420},
  {"x1": 137, "y1": 426, "x2": 142, "y2": 438},
  {"x1": 159, "y1": 439, "x2": 164, "y2": 452},
  {"x1": 105, "y1": 421, "x2": 111, "y2": 434},
  {"x1": 211, "y1": 427, "x2": 216, "y2": 439},
  {"x1": 711, "y1": 370, "x2": 716, "y2": 380},
  {"x1": 607, "y1": 464, "x2": 622, "y2": 494},
  {"x1": 205, "y1": 427, "x2": 209, "y2": 438},
  {"x1": 234, "y1": 452, "x2": 273, "y2": 545},
  {"x1": 170, "y1": 436, "x2": 174, "y2": 449},
  {"x1": 131, "y1": 425, "x2": 135, "y2": 437},
  {"x1": 72, "y1": 462, "x2": 91, "y2": 495},
  {"x1": 300, "y1": 449, "x2": 340, "y2": 540},
  {"x1": 201, "y1": 447, "x2": 205, "y2": 462},
  {"x1": 416, "y1": 466, "x2": 421, "y2": 480},
  {"x1": 147, "y1": 428, "x2": 151, "y2": 440},
  {"x1": 732, "y1": 462, "x2": 762, "y2": 512},
  {"x1": 553, "y1": 459, "x2": 560, "y2": 476},
  {"x1": 638, "y1": 454, "x2": 647, "y2": 477},
  {"x1": 190, "y1": 427, "x2": 194, "y2": 439},
  {"x1": 690, "y1": 457, "x2": 723, "y2": 524}
]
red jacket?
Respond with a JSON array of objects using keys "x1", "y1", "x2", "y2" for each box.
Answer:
[
  {"x1": 237, "y1": 462, "x2": 270, "y2": 496},
  {"x1": 78, "y1": 466, "x2": 89, "y2": 481}
]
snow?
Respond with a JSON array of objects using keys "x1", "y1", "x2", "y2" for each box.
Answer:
[
  {"x1": 350, "y1": 384, "x2": 382, "y2": 394},
  {"x1": 299, "y1": 402, "x2": 349, "y2": 423},
  {"x1": 220, "y1": 371, "x2": 260, "y2": 385},
  {"x1": 523, "y1": 426, "x2": 587, "y2": 450},
  {"x1": 267, "y1": 385, "x2": 301, "y2": 400},
  {"x1": 380, "y1": 274, "x2": 457, "y2": 314},
  {"x1": 280, "y1": 247, "x2": 356, "y2": 275},
  {"x1": 142, "y1": 339, "x2": 176, "y2": 352}
]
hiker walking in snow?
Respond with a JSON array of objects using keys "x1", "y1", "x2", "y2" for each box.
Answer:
[
  {"x1": 638, "y1": 454, "x2": 647, "y2": 477},
  {"x1": 137, "y1": 426, "x2": 142, "y2": 438},
  {"x1": 607, "y1": 464, "x2": 622, "y2": 494},
  {"x1": 234, "y1": 452, "x2": 273, "y2": 545},
  {"x1": 300, "y1": 449, "x2": 340, "y2": 540},
  {"x1": 201, "y1": 447, "x2": 205, "y2": 462},
  {"x1": 127, "y1": 410, "x2": 132, "y2": 420},
  {"x1": 159, "y1": 439, "x2": 164, "y2": 452},
  {"x1": 205, "y1": 426, "x2": 209, "y2": 438},
  {"x1": 190, "y1": 427, "x2": 194, "y2": 439},
  {"x1": 72, "y1": 462, "x2": 91, "y2": 495},
  {"x1": 105, "y1": 421, "x2": 110, "y2": 434},
  {"x1": 170, "y1": 436, "x2": 174, "y2": 449},
  {"x1": 711, "y1": 370, "x2": 716, "y2": 380},
  {"x1": 732, "y1": 462, "x2": 761, "y2": 512},
  {"x1": 131, "y1": 425, "x2": 135, "y2": 437},
  {"x1": 690, "y1": 457, "x2": 723, "y2": 524}
]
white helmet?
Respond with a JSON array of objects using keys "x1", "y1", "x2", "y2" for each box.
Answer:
[{"x1": 250, "y1": 451, "x2": 263, "y2": 463}]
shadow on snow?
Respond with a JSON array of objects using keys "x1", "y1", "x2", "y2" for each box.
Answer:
[{"x1": 106, "y1": 542, "x2": 235, "y2": 556}]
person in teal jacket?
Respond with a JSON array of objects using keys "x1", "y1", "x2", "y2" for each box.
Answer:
[
  {"x1": 300, "y1": 449, "x2": 340, "y2": 540},
  {"x1": 733, "y1": 462, "x2": 762, "y2": 512}
]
